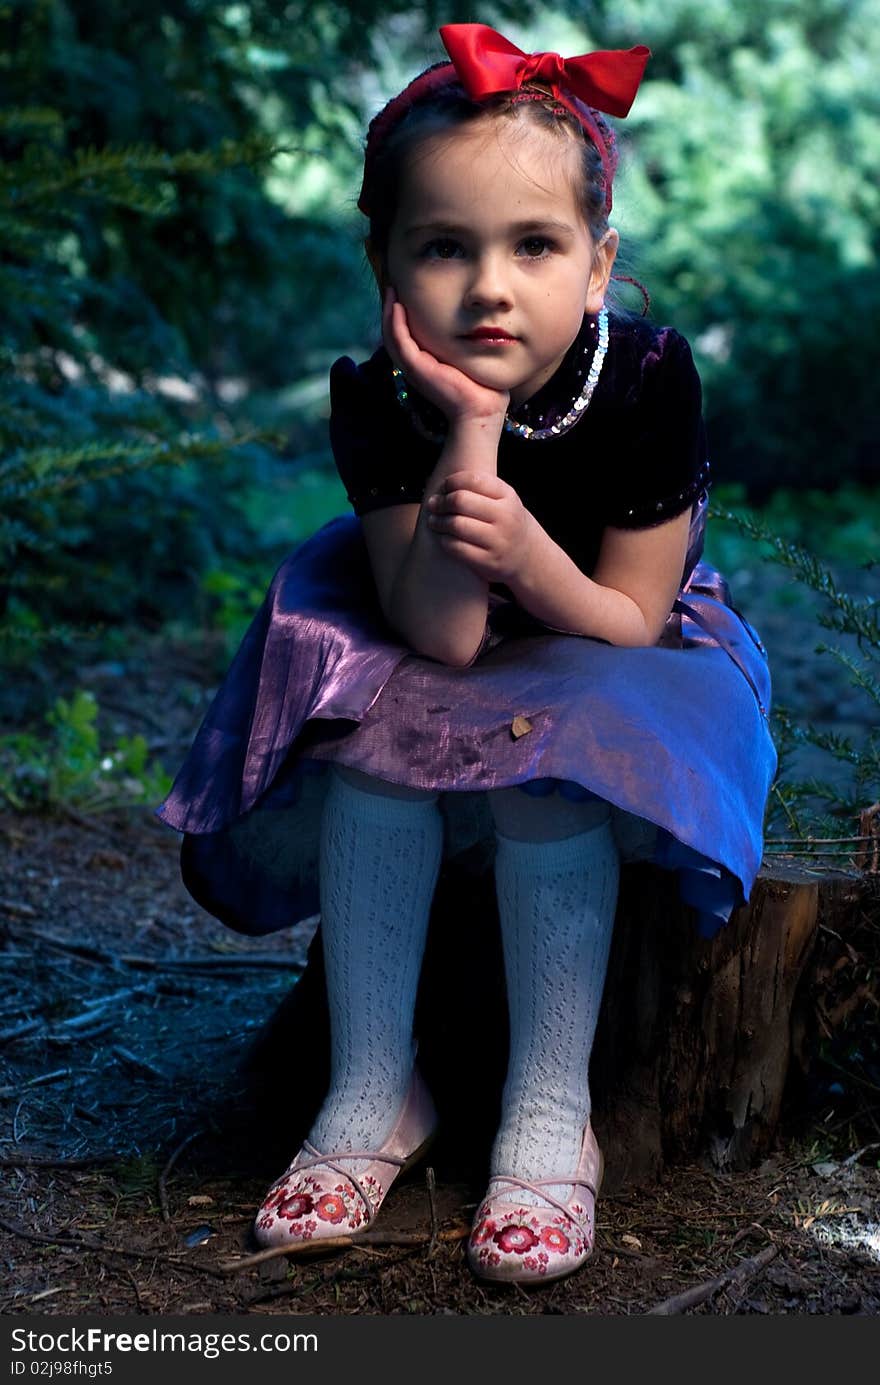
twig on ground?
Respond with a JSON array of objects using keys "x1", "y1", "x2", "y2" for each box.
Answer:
[
  {"x1": 0, "y1": 898, "x2": 37, "y2": 919},
  {"x1": 13, "y1": 1097, "x2": 28, "y2": 1143},
  {"x1": 0, "y1": 1019, "x2": 41, "y2": 1045},
  {"x1": 425, "y1": 1166, "x2": 439, "y2": 1256},
  {"x1": 841, "y1": 1142, "x2": 880, "y2": 1168},
  {"x1": 644, "y1": 1244, "x2": 778, "y2": 1315},
  {"x1": 28, "y1": 932, "x2": 119, "y2": 966},
  {"x1": 217, "y1": 1224, "x2": 470, "y2": 1274},
  {"x1": 158, "y1": 1129, "x2": 204, "y2": 1223},
  {"x1": 98, "y1": 1258, "x2": 144, "y2": 1312},
  {"x1": 111, "y1": 1046, "x2": 165, "y2": 1080},
  {"x1": 0, "y1": 1154, "x2": 109, "y2": 1169},
  {"x1": 26, "y1": 1067, "x2": 73, "y2": 1088},
  {"x1": 58, "y1": 986, "x2": 156, "y2": 1029},
  {"x1": 0, "y1": 1217, "x2": 228, "y2": 1281},
  {"x1": 47, "y1": 1019, "x2": 117, "y2": 1046},
  {"x1": 0, "y1": 1063, "x2": 74, "y2": 1096},
  {"x1": 729, "y1": 1219, "x2": 770, "y2": 1249},
  {"x1": 28, "y1": 930, "x2": 301, "y2": 974},
  {"x1": 120, "y1": 953, "x2": 302, "y2": 973},
  {"x1": 2, "y1": 985, "x2": 158, "y2": 1047}
]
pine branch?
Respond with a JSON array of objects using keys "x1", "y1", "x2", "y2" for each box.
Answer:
[
  {"x1": 711, "y1": 505, "x2": 880, "y2": 645},
  {"x1": 0, "y1": 619, "x2": 88, "y2": 656},
  {"x1": 817, "y1": 607, "x2": 880, "y2": 647},
  {"x1": 814, "y1": 643, "x2": 880, "y2": 708},
  {"x1": 1, "y1": 431, "x2": 271, "y2": 555},
  {"x1": 768, "y1": 781, "x2": 810, "y2": 838},
  {"x1": 0, "y1": 435, "x2": 244, "y2": 496},
  {"x1": 4, "y1": 136, "x2": 286, "y2": 212},
  {"x1": 0, "y1": 107, "x2": 64, "y2": 140}
]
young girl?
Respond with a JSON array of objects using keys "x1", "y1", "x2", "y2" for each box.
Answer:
[{"x1": 159, "y1": 23, "x2": 776, "y2": 1286}]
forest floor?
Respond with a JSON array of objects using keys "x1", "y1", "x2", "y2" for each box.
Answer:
[{"x1": 1, "y1": 552, "x2": 879, "y2": 1317}]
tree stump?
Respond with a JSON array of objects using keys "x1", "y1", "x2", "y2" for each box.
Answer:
[{"x1": 244, "y1": 853, "x2": 875, "y2": 1192}]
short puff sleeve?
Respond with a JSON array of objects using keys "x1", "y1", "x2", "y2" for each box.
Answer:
[
  {"x1": 604, "y1": 328, "x2": 710, "y2": 529},
  {"x1": 329, "y1": 353, "x2": 440, "y2": 517}
]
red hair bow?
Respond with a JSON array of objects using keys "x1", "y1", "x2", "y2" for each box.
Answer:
[{"x1": 439, "y1": 23, "x2": 650, "y2": 118}]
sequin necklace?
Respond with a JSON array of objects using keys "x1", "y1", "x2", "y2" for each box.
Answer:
[{"x1": 392, "y1": 306, "x2": 609, "y2": 443}]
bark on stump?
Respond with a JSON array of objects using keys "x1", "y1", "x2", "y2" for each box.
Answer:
[{"x1": 244, "y1": 856, "x2": 873, "y2": 1192}]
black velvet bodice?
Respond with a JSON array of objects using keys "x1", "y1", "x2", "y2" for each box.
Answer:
[{"x1": 329, "y1": 312, "x2": 710, "y2": 577}]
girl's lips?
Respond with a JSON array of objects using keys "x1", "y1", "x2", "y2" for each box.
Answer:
[{"x1": 462, "y1": 328, "x2": 518, "y2": 342}]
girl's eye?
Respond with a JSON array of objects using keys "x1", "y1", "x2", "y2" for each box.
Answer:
[
  {"x1": 518, "y1": 237, "x2": 554, "y2": 259},
  {"x1": 420, "y1": 238, "x2": 463, "y2": 260}
]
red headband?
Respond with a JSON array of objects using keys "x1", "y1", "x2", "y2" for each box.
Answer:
[{"x1": 358, "y1": 23, "x2": 650, "y2": 216}]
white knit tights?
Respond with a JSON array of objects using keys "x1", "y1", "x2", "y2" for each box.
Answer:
[
  {"x1": 308, "y1": 767, "x2": 442, "y2": 1167},
  {"x1": 308, "y1": 770, "x2": 618, "y2": 1207},
  {"x1": 489, "y1": 789, "x2": 620, "y2": 1203}
]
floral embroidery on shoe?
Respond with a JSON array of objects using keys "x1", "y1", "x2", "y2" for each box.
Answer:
[
  {"x1": 255, "y1": 1162, "x2": 392, "y2": 1246},
  {"x1": 494, "y1": 1224, "x2": 540, "y2": 1254},
  {"x1": 278, "y1": 1190, "x2": 314, "y2": 1221},
  {"x1": 360, "y1": 1174, "x2": 384, "y2": 1212},
  {"x1": 540, "y1": 1225, "x2": 571, "y2": 1253},
  {"x1": 467, "y1": 1125, "x2": 603, "y2": 1284},
  {"x1": 252, "y1": 1073, "x2": 438, "y2": 1252},
  {"x1": 315, "y1": 1191, "x2": 349, "y2": 1224},
  {"x1": 470, "y1": 1217, "x2": 497, "y2": 1246}
]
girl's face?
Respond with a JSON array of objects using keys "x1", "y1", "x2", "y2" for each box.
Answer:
[{"x1": 382, "y1": 116, "x2": 618, "y2": 406}]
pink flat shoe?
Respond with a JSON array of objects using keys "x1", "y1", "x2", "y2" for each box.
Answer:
[
  {"x1": 467, "y1": 1121, "x2": 604, "y2": 1285},
  {"x1": 254, "y1": 1069, "x2": 437, "y2": 1248}
]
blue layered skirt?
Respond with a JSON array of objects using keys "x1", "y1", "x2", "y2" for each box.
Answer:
[{"x1": 158, "y1": 495, "x2": 776, "y2": 940}]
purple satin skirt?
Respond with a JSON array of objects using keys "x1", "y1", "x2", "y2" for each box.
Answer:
[{"x1": 158, "y1": 498, "x2": 776, "y2": 939}]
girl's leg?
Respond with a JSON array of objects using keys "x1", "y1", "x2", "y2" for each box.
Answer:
[
  {"x1": 308, "y1": 765, "x2": 442, "y2": 1161},
  {"x1": 254, "y1": 765, "x2": 442, "y2": 1246},
  {"x1": 486, "y1": 786, "x2": 619, "y2": 1203}
]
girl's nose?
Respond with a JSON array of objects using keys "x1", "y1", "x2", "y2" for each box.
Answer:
[{"x1": 465, "y1": 255, "x2": 513, "y2": 311}]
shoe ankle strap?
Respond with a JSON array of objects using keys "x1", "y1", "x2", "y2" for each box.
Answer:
[
  {"x1": 299, "y1": 1141, "x2": 408, "y2": 1172},
  {"x1": 487, "y1": 1173, "x2": 597, "y2": 1230},
  {"x1": 289, "y1": 1142, "x2": 408, "y2": 1227}
]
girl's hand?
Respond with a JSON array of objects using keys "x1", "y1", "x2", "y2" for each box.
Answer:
[
  {"x1": 384, "y1": 289, "x2": 509, "y2": 431},
  {"x1": 425, "y1": 471, "x2": 537, "y2": 584}
]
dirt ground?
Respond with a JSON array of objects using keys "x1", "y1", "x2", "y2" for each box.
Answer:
[
  {"x1": 1, "y1": 542, "x2": 879, "y2": 1317},
  {"x1": 1, "y1": 805, "x2": 878, "y2": 1317}
]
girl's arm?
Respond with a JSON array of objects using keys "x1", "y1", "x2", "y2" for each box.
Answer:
[
  {"x1": 505, "y1": 510, "x2": 693, "y2": 647},
  {"x1": 359, "y1": 293, "x2": 509, "y2": 668},
  {"x1": 426, "y1": 474, "x2": 692, "y2": 648},
  {"x1": 361, "y1": 416, "x2": 502, "y2": 668}
]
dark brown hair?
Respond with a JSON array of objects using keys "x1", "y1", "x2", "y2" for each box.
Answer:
[{"x1": 362, "y1": 78, "x2": 618, "y2": 265}]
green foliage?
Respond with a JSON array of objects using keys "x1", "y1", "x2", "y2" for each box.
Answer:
[
  {"x1": 195, "y1": 466, "x2": 346, "y2": 653},
  {"x1": 0, "y1": 688, "x2": 171, "y2": 813},
  {"x1": 712, "y1": 500, "x2": 879, "y2": 845},
  {"x1": 198, "y1": 565, "x2": 269, "y2": 655},
  {"x1": 4, "y1": 0, "x2": 878, "y2": 838},
  {"x1": 0, "y1": 1, "x2": 543, "y2": 661},
  {"x1": 582, "y1": 0, "x2": 880, "y2": 494},
  {"x1": 0, "y1": 2, "x2": 292, "y2": 657}
]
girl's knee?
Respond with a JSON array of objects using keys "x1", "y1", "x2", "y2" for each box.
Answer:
[
  {"x1": 333, "y1": 764, "x2": 437, "y2": 803},
  {"x1": 488, "y1": 785, "x2": 611, "y2": 842}
]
